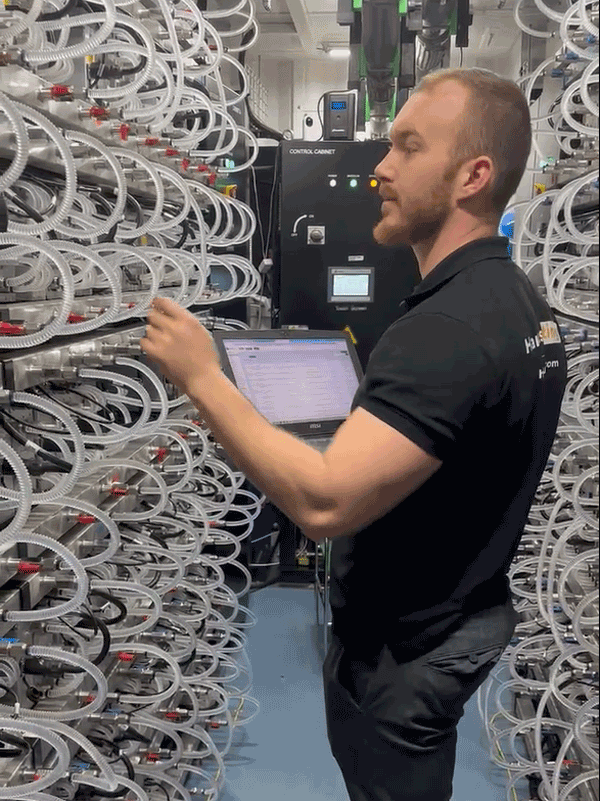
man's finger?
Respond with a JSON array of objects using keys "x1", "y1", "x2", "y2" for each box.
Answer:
[
  {"x1": 146, "y1": 309, "x2": 168, "y2": 330},
  {"x1": 152, "y1": 296, "x2": 181, "y2": 317},
  {"x1": 140, "y1": 336, "x2": 156, "y2": 357},
  {"x1": 143, "y1": 325, "x2": 161, "y2": 343}
]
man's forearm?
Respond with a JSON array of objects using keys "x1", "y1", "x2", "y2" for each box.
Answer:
[{"x1": 186, "y1": 368, "x2": 333, "y2": 537}]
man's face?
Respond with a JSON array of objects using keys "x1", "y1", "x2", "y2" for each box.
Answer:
[{"x1": 373, "y1": 82, "x2": 469, "y2": 248}]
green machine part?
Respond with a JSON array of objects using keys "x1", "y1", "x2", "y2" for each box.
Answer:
[
  {"x1": 359, "y1": 44, "x2": 401, "y2": 121},
  {"x1": 353, "y1": 0, "x2": 407, "y2": 10},
  {"x1": 356, "y1": 0, "x2": 407, "y2": 123}
]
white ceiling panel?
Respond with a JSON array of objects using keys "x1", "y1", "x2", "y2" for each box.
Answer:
[{"x1": 255, "y1": 0, "x2": 348, "y2": 57}]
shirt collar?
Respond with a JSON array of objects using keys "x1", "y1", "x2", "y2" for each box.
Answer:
[{"x1": 400, "y1": 236, "x2": 511, "y2": 310}]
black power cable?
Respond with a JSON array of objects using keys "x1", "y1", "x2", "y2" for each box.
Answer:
[
  {"x1": 76, "y1": 735, "x2": 135, "y2": 799},
  {"x1": 0, "y1": 729, "x2": 30, "y2": 759},
  {"x1": 0, "y1": 407, "x2": 73, "y2": 473},
  {"x1": 0, "y1": 193, "x2": 8, "y2": 232},
  {"x1": 4, "y1": 189, "x2": 57, "y2": 239},
  {"x1": 38, "y1": 0, "x2": 78, "y2": 21},
  {"x1": 35, "y1": 385, "x2": 117, "y2": 427},
  {"x1": 88, "y1": 589, "x2": 128, "y2": 625},
  {"x1": 47, "y1": 382, "x2": 117, "y2": 423}
]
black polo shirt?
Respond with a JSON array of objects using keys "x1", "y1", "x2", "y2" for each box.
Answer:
[{"x1": 330, "y1": 236, "x2": 567, "y2": 658}]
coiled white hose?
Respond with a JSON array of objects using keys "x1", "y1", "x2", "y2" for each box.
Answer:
[{"x1": 0, "y1": 236, "x2": 75, "y2": 348}]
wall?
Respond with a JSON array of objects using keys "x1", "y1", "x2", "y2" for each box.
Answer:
[
  {"x1": 291, "y1": 58, "x2": 351, "y2": 139},
  {"x1": 245, "y1": 54, "x2": 349, "y2": 139}
]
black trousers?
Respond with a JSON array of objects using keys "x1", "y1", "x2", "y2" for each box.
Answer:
[{"x1": 322, "y1": 599, "x2": 518, "y2": 801}]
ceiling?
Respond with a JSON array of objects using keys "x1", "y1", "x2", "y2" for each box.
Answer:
[
  {"x1": 251, "y1": 0, "x2": 523, "y2": 60},
  {"x1": 253, "y1": 0, "x2": 350, "y2": 59}
]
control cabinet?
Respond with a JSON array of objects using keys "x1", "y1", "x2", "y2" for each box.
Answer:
[{"x1": 275, "y1": 140, "x2": 420, "y2": 369}]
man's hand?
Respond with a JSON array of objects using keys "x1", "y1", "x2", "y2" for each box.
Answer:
[{"x1": 140, "y1": 297, "x2": 221, "y2": 394}]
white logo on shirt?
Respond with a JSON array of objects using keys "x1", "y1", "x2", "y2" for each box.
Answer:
[
  {"x1": 524, "y1": 321, "x2": 561, "y2": 354},
  {"x1": 539, "y1": 359, "x2": 560, "y2": 380}
]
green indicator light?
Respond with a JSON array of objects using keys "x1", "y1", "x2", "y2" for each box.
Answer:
[{"x1": 349, "y1": 178, "x2": 358, "y2": 188}]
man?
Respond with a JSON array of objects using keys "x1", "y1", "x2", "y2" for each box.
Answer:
[{"x1": 141, "y1": 68, "x2": 567, "y2": 801}]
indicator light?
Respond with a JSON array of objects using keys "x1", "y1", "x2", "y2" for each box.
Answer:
[
  {"x1": 370, "y1": 179, "x2": 378, "y2": 188},
  {"x1": 329, "y1": 179, "x2": 337, "y2": 187},
  {"x1": 349, "y1": 179, "x2": 358, "y2": 189}
]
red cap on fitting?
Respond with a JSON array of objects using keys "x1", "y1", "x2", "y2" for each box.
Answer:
[
  {"x1": 77, "y1": 513, "x2": 96, "y2": 525},
  {"x1": 117, "y1": 652, "x2": 134, "y2": 661},
  {"x1": 50, "y1": 85, "x2": 72, "y2": 97},
  {"x1": 18, "y1": 561, "x2": 40, "y2": 574},
  {"x1": 88, "y1": 106, "x2": 110, "y2": 119},
  {"x1": 0, "y1": 322, "x2": 25, "y2": 335}
]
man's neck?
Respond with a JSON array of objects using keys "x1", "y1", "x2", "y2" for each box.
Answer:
[{"x1": 414, "y1": 223, "x2": 500, "y2": 280}]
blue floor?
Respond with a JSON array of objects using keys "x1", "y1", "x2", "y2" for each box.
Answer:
[{"x1": 220, "y1": 586, "x2": 513, "y2": 801}]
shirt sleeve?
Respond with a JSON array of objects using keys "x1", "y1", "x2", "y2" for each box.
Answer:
[{"x1": 351, "y1": 312, "x2": 500, "y2": 461}]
